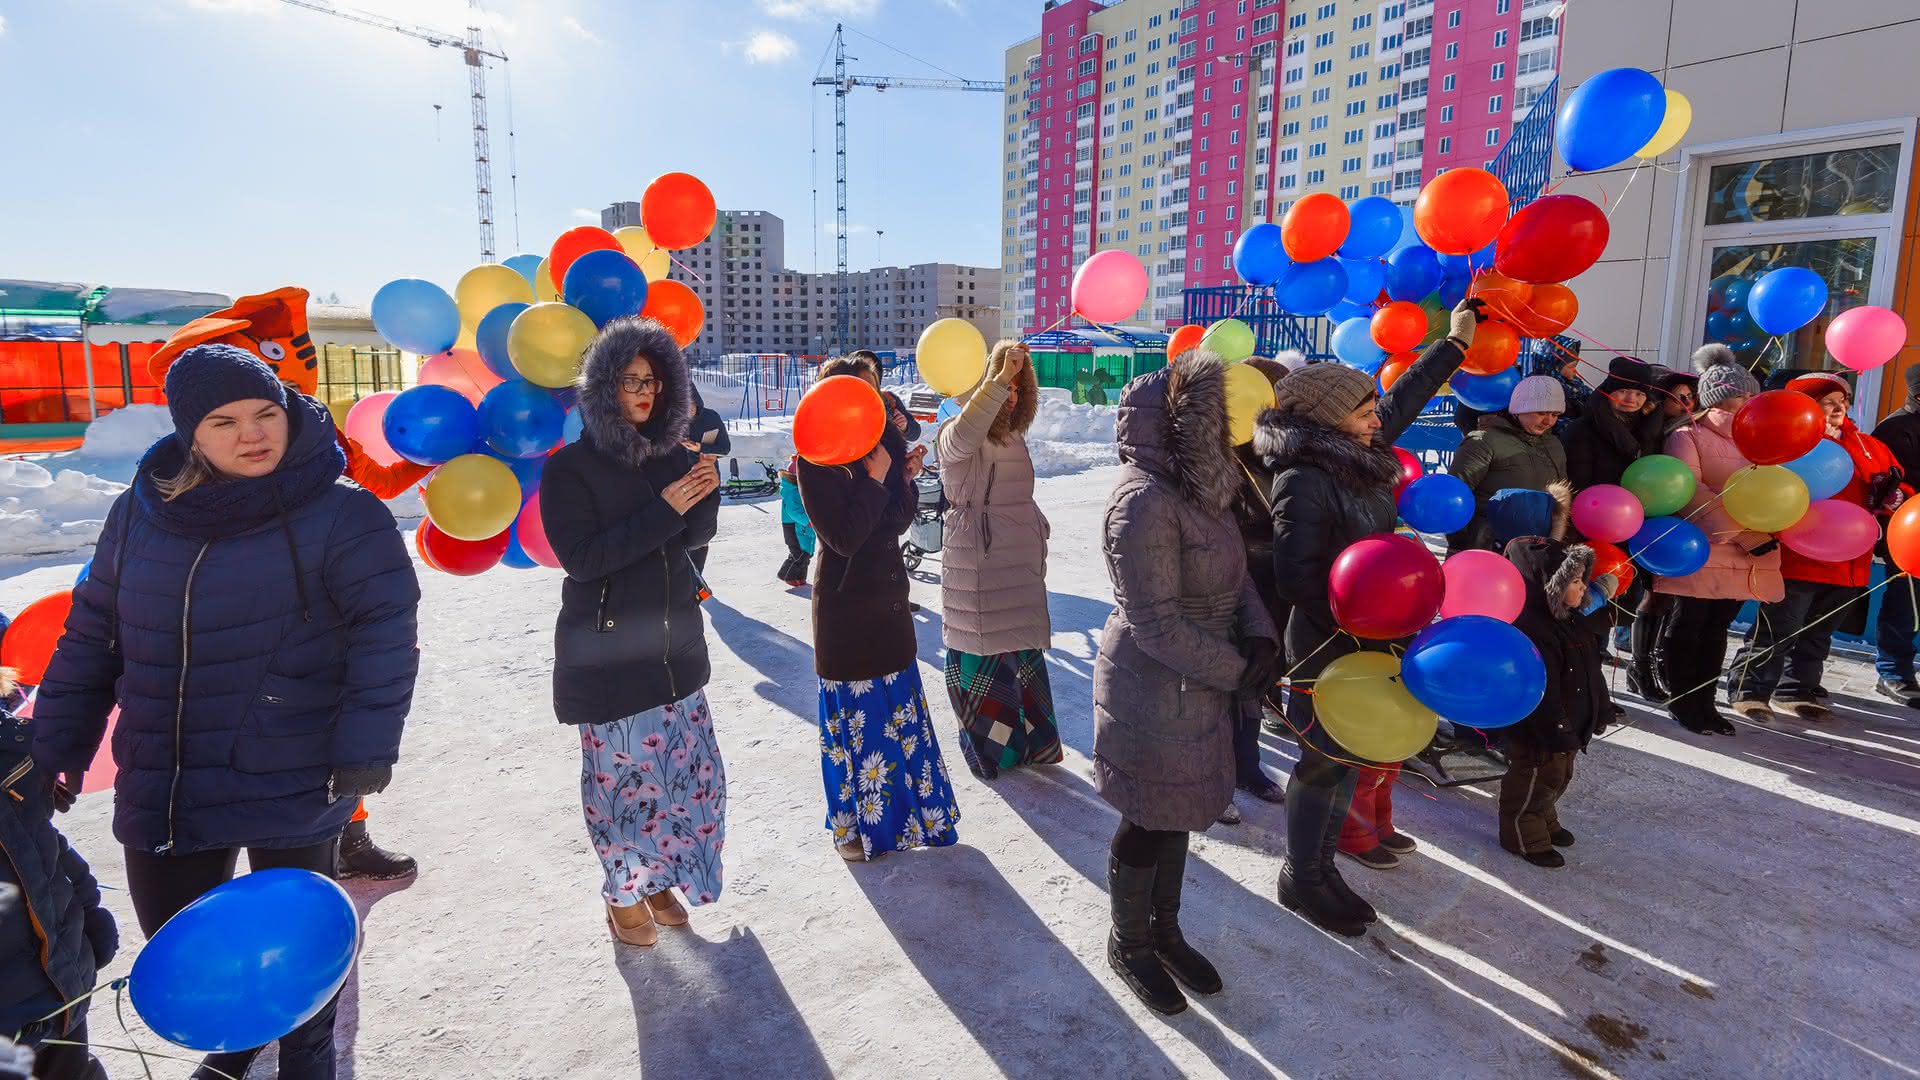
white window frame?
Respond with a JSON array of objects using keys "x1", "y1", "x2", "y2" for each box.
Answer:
[{"x1": 1661, "y1": 118, "x2": 1918, "y2": 422}]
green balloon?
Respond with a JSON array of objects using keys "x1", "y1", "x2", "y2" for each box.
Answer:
[
  {"x1": 1622, "y1": 454, "x2": 1697, "y2": 517},
  {"x1": 1201, "y1": 318, "x2": 1256, "y2": 363}
]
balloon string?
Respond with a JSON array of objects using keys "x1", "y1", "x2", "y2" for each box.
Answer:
[
  {"x1": 15, "y1": 976, "x2": 125, "y2": 1037},
  {"x1": 1746, "y1": 335, "x2": 1782, "y2": 374},
  {"x1": 1603, "y1": 159, "x2": 1647, "y2": 222},
  {"x1": 666, "y1": 250, "x2": 708, "y2": 286}
]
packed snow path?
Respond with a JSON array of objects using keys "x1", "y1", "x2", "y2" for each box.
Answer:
[{"x1": 4, "y1": 465, "x2": 1918, "y2": 1079}]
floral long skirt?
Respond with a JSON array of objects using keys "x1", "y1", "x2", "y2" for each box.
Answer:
[
  {"x1": 579, "y1": 689, "x2": 726, "y2": 907},
  {"x1": 818, "y1": 666, "x2": 962, "y2": 857}
]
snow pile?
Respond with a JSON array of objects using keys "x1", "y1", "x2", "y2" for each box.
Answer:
[
  {"x1": 38, "y1": 404, "x2": 172, "y2": 485},
  {"x1": 0, "y1": 458, "x2": 127, "y2": 559},
  {"x1": 1027, "y1": 388, "x2": 1117, "y2": 478}
]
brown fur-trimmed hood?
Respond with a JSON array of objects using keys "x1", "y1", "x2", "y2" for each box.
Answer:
[
  {"x1": 1115, "y1": 350, "x2": 1238, "y2": 515},
  {"x1": 988, "y1": 349, "x2": 1040, "y2": 443},
  {"x1": 575, "y1": 317, "x2": 694, "y2": 469}
]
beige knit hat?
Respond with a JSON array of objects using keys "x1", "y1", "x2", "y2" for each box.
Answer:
[{"x1": 1270, "y1": 362, "x2": 1379, "y2": 428}]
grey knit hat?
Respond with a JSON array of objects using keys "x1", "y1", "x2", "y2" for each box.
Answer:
[
  {"x1": 1509, "y1": 375, "x2": 1566, "y2": 414},
  {"x1": 1270, "y1": 361, "x2": 1379, "y2": 428},
  {"x1": 1695, "y1": 355, "x2": 1762, "y2": 410}
]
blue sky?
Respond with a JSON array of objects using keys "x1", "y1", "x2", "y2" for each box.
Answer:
[{"x1": 0, "y1": 0, "x2": 1030, "y2": 305}]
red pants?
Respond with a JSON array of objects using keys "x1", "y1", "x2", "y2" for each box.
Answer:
[{"x1": 1337, "y1": 764, "x2": 1400, "y2": 853}]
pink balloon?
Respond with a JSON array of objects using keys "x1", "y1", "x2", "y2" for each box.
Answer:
[
  {"x1": 516, "y1": 495, "x2": 561, "y2": 568},
  {"x1": 1826, "y1": 305, "x2": 1907, "y2": 373},
  {"x1": 1071, "y1": 250, "x2": 1150, "y2": 323},
  {"x1": 419, "y1": 348, "x2": 505, "y2": 406},
  {"x1": 1439, "y1": 550, "x2": 1526, "y2": 622},
  {"x1": 1329, "y1": 533, "x2": 1445, "y2": 640},
  {"x1": 16, "y1": 698, "x2": 117, "y2": 793},
  {"x1": 1781, "y1": 499, "x2": 1880, "y2": 562},
  {"x1": 1571, "y1": 484, "x2": 1646, "y2": 544},
  {"x1": 344, "y1": 390, "x2": 403, "y2": 467}
]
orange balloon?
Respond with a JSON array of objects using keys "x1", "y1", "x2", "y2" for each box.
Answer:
[
  {"x1": 1471, "y1": 271, "x2": 1535, "y2": 324},
  {"x1": 1512, "y1": 283, "x2": 1579, "y2": 339},
  {"x1": 794, "y1": 375, "x2": 886, "y2": 466},
  {"x1": 1890, "y1": 500, "x2": 1920, "y2": 576},
  {"x1": 642, "y1": 279, "x2": 706, "y2": 348},
  {"x1": 549, "y1": 226, "x2": 621, "y2": 293},
  {"x1": 1282, "y1": 193, "x2": 1351, "y2": 262},
  {"x1": 1587, "y1": 539, "x2": 1634, "y2": 597},
  {"x1": 1379, "y1": 351, "x2": 1417, "y2": 391},
  {"x1": 1167, "y1": 324, "x2": 1205, "y2": 359},
  {"x1": 1461, "y1": 320, "x2": 1522, "y2": 375},
  {"x1": 642, "y1": 173, "x2": 718, "y2": 250},
  {"x1": 1371, "y1": 302, "x2": 1428, "y2": 353},
  {"x1": 1, "y1": 590, "x2": 74, "y2": 686},
  {"x1": 415, "y1": 524, "x2": 442, "y2": 572},
  {"x1": 1414, "y1": 168, "x2": 1511, "y2": 255}
]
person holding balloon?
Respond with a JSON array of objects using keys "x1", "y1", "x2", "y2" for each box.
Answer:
[
  {"x1": 1226, "y1": 358, "x2": 1293, "y2": 809},
  {"x1": 538, "y1": 318, "x2": 727, "y2": 946},
  {"x1": 1254, "y1": 297, "x2": 1485, "y2": 936},
  {"x1": 1444, "y1": 376, "x2": 1570, "y2": 555},
  {"x1": 32, "y1": 344, "x2": 420, "y2": 1080},
  {"x1": 1726, "y1": 372, "x2": 1908, "y2": 722},
  {"x1": 1560, "y1": 357, "x2": 1666, "y2": 492}
]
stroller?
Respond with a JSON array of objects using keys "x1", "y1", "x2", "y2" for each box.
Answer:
[{"x1": 901, "y1": 464, "x2": 946, "y2": 572}]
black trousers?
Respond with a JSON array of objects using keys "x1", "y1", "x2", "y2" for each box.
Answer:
[
  {"x1": 1498, "y1": 744, "x2": 1575, "y2": 855},
  {"x1": 1727, "y1": 580, "x2": 1856, "y2": 703},
  {"x1": 1110, "y1": 819, "x2": 1184, "y2": 868},
  {"x1": 1659, "y1": 597, "x2": 1743, "y2": 725},
  {"x1": 123, "y1": 839, "x2": 342, "y2": 1080}
]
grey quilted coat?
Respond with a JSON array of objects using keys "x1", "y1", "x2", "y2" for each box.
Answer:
[{"x1": 1092, "y1": 353, "x2": 1278, "y2": 832}]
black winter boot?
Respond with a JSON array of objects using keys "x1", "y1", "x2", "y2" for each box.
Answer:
[
  {"x1": 1107, "y1": 855, "x2": 1187, "y2": 1014},
  {"x1": 1150, "y1": 835, "x2": 1221, "y2": 994},
  {"x1": 337, "y1": 819, "x2": 418, "y2": 881},
  {"x1": 1279, "y1": 761, "x2": 1366, "y2": 937},
  {"x1": 1319, "y1": 827, "x2": 1377, "y2": 925},
  {"x1": 1628, "y1": 610, "x2": 1667, "y2": 701}
]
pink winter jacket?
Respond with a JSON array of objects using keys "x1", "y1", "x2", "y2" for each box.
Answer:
[{"x1": 1653, "y1": 408, "x2": 1785, "y2": 603}]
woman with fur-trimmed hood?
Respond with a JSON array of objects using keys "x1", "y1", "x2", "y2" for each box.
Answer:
[
  {"x1": 1092, "y1": 351, "x2": 1280, "y2": 1016},
  {"x1": 540, "y1": 317, "x2": 726, "y2": 948},
  {"x1": 937, "y1": 340, "x2": 1063, "y2": 779}
]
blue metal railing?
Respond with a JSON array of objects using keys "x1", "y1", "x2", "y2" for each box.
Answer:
[
  {"x1": 1489, "y1": 76, "x2": 1559, "y2": 210},
  {"x1": 1180, "y1": 286, "x2": 1336, "y2": 361}
]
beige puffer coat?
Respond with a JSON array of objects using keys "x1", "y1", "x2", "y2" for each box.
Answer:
[{"x1": 937, "y1": 361, "x2": 1051, "y2": 656}]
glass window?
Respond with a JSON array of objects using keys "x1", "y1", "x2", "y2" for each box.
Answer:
[
  {"x1": 1700, "y1": 237, "x2": 1878, "y2": 374},
  {"x1": 1704, "y1": 144, "x2": 1901, "y2": 226}
]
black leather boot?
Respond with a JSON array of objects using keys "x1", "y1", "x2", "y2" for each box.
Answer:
[
  {"x1": 1279, "y1": 760, "x2": 1367, "y2": 937},
  {"x1": 337, "y1": 819, "x2": 417, "y2": 881},
  {"x1": 1150, "y1": 834, "x2": 1221, "y2": 994},
  {"x1": 1319, "y1": 826, "x2": 1377, "y2": 925},
  {"x1": 1628, "y1": 605, "x2": 1668, "y2": 701},
  {"x1": 1107, "y1": 855, "x2": 1187, "y2": 1014}
]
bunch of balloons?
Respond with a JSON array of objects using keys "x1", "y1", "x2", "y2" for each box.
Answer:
[{"x1": 361, "y1": 172, "x2": 718, "y2": 576}]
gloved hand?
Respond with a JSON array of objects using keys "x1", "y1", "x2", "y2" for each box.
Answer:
[
  {"x1": 84, "y1": 905, "x2": 119, "y2": 967},
  {"x1": 1448, "y1": 297, "x2": 1489, "y2": 349},
  {"x1": 329, "y1": 766, "x2": 393, "y2": 803},
  {"x1": 1236, "y1": 638, "x2": 1281, "y2": 699}
]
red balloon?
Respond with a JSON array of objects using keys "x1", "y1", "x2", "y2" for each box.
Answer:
[
  {"x1": 1329, "y1": 533, "x2": 1445, "y2": 640},
  {"x1": 1512, "y1": 283, "x2": 1580, "y2": 339},
  {"x1": 642, "y1": 173, "x2": 718, "y2": 250},
  {"x1": 1379, "y1": 351, "x2": 1417, "y2": 392},
  {"x1": 1731, "y1": 391, "x2": 1826, "y2": 465},
  {"x1": 1461, "y1": 320, "x2": 1522, "y2": 375},
  {"x1": 0, "y1": 590, "x2": 73, "y2": 686},
  {"x1": 1392, "y1": 446, "x2": 1425, "y2": 498},
  {"x1": 795, "y1": 375, "x2": 886, "y2": 466},
  {"x1": 1494, "y1": 194, "x2": 1611, "y2": 285},
  {"x1": 1281, "y1": 193, "x2": 1351, "y2": 263},
  {"x1": 515, "y1": 496, "x2": 562, "y2": 569},
  {"x1": 1371, "y1": 302, "x2": 1428, "y2": 353},
  {"x1": 1888, "y1": 500, "x2": 1920, "y2": 575},
  {"x1": 1414, "y1": 168, "x2": 1511, "y2": 255},
  {"x1": 549, "y1": 227, "x2": 621, "y2": 294},
  {"x1": 642, "y1": 278, "x2": 706, "y2": 348},
  {"x1": 419, "y1": 519, "x2": 509, "y2": 576},
  {"x1": 1587, "y1": 539, "x2": 1634, "y2": 597},
  {"x1": 1167, "y1": 324, "x2": 1205, "y2": 359},
  {"x1": 1471, "y1": 271, "x2": 1535, "y2": 325},
  {"x1": 415, "y1": 523, "x2": 442, "y2": 572}
]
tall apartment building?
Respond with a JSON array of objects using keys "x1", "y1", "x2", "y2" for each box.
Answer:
[
  {"x1": 601, "y1": 205, "x2": 999, "y2": 359},
  {"x1": 1000, "y1": 0, "x2": 1556, "y2": 335}
]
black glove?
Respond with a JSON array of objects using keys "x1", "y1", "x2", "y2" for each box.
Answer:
[
  {"x1": 329, "y1": 766, "x2": 393, "y2": 803},
  {"x1": 1236, "y1": 639, "x2": 1281, "y2": 700},
  {"x1": 1748, "y1": 538, "x2": 1780, "y2": 558},
  {"x1": 84, "y1": 905, "x2": 119, "y2": 967}
]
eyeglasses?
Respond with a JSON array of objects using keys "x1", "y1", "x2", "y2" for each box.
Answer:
[
  {"x1": 619, "y1": 376, "x2": 663, "y2": 395},
  {"x1": 1672, "y1": 392, "x2": 1697, "y2": 404}
]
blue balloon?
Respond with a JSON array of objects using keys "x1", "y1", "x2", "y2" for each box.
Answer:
[
  {"x1": 1386, "y1": 246, "x2": 1445, "y2": 301},
  {"x1": 1398, "y1": 474, "x2": 1475, "y2": 534},
  {"x1": 562, "y1": 248, "x2": 650, "y2": 328},
  {"x1": 1437, "y1": 270, "x2": 1471, "y2": 310},
  {"x1": 502, "y1": 253, "x2": 544, "y2": 288},
  {"x1": 1328, "y1": 299, "x2": 1374, "y2": 323},
  {"x1": 479, "y1": 380, "x2": 566, "y2": 458},
  {"x1": 562, "y1": 407, "x2": 584, "y2": 444},
  {"x1": 1556, "y1": 67, "x2": 1667, "y2": 173},
  {"x1": 1443, "y1": 245, "x2": 1497, "y2": 276},
  {"x1": 1331, "y1": 317, "x2": 1387, "y2": 372},
  {"x1": 1726, "y1": 309, "x2": 1761, "y2": 341},
  {"x1": 1748, "y1": 267, "x2": 1829, "y2": 335},
  {"x1": 1710, "y1": 275, "x2": 1752, "y2": 313},
  {"x1": 370, "y1": 278, "x2": 460, "y2": 356},
  {"x1": 1340, "y1": 197, "x2": 1403, "y2": 259},
  {"x1": 1402, "y1": 616, "x2": 1547, "y2": 728},
  {"x1": 502, "y1": 524, "x2": 538, "y2": 569},
  {"x1": 1704, "y1": 309, "x2": 1735, "y2": 343},
  {"x1": 75, "y1": 558, "x2": 91, "y2": 586},
  {"x1": 1452, "y1": 367, "x2": 1521, "y2": 412},
  {"x1": 1628, "y1": 516, "x2": 1711, "y2": 577},
  {"x1": 130, "y1": 869, "x2": 358, "y2": 1053},
  {"x1": 382, "y1": 384, "x2": 480, "y2": 466},
  {"x1": 1783, "y1": 439, "x2": 1853, "y2": 502},
  {"x1": 1233, "y1": 222, "x2": 1291, "y2": 286},
  {"x1": 1276, "y1": 258, "x2": 1348, "y2": 316},
  {"x1": 1387, "y1": 205, "x2": 1421, "y2": 255},
  {"x1": 475, "y1": 302, "x2": 531, "y2": 380},
  {"x1": 1341, "y1": 257, "x2": 1385, "y2": 305}
]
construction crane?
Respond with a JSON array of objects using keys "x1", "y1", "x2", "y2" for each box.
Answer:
[
  {"x1": 279, "y1": 0, "x2": 510, "y2": 261},
  {"x1": 813, "y1": 23, "x2": 1003, "y2": 351}
]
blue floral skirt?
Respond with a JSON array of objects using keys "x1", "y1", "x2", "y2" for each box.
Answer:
[
  {"x1": 579, "y1": 689, "x2": 726, "y2": 907},
  {"x1": 818, "y1": 667, "x2": 962, "y2": 857}
]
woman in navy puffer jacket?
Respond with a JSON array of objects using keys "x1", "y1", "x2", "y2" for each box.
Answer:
[{"x1": 32, "y1": 344, "x2": 420, "y2": 1080}]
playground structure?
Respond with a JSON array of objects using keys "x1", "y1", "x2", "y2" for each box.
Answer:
[{"x1": 692, "y1": 351, "x2": 923, "y2": 428}]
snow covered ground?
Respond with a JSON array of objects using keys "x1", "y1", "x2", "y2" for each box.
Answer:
[{"x1": 3, "y1": 462, "x2": 1919, "y2": 1079}]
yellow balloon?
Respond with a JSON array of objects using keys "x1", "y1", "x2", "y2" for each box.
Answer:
[
  {"x1": 917, "y1": 318, "x2": 989, "y2": 396},
  {"x1": 1225, "y1": 360, "x2": 1276, "y2": 446},
  {"x1": 612, "y1": 226, "x2": 674, "y2": 283},
  {"x1": 455, "y1": 264, "x2": 536, "y2": 330},
  {"x1": 533, "y1": 256, "x2": 562, "y2": 302},
  {"x1": 1635, "y1": 89, "x2": 1692, "y2": 160},
  {"x1": 508, "y1": 302, "x2": 598, "y2": 388},
  {"x1": 1313, "y1": 651, "x2": 1440, "y2": 764},
  {"x1": 1723, "y1": 464, "x2": 1811, "y2": 533},
  {"x1": 423, "y1": 454, "x2": 522, "y2": 541}
]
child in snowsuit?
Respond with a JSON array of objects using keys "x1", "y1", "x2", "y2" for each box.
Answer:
[
  {"x1": 778, "y1": 455, "x2": 817, "y2": 587},
  {"x1": 1, "y1": 669, "x2": 116, "y2": 1080}
]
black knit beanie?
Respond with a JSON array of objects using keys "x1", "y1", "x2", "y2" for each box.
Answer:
[{"x1": 164, "y1": 343, "x2": 290, "y2": 450}]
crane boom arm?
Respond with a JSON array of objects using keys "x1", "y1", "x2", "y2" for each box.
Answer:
[
  {"x1": 277, "y1": 0, "x2": 507, "y2": 60},
  {"x1": 812, "y1": 74, "x2": 1004, "y2": 93}
]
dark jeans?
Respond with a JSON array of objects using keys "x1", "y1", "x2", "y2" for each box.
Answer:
[
  {"x1": 1728, "y1": 580, "x2": 1857, "y2": 702},
  {"x1": 123, "y1": 839, "x2": 342, "y2": 1080},
  {"x1": 1659, "y1": 597, "x2": 1743, "y2": 725},
  {"x1": 1876, "y1": 569, "x2": 1920, "y2": 681},
  {"x1": 1232, "y1": 701, "x2": 1274, "y2": 792},
  {"x1": 1110, "y1": 819, "x2": 1184, "y2": 869}
]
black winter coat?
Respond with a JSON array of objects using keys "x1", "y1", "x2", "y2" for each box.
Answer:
[
  {"x1": 1230, "y1": 445, "x2": 1287, "y2": 629},
  {"x1": 1873, "y1": 403, "x2": 1920, "y2": 483},
  {"x1": 1561, "y1": 402, "x2": 1666, "y2": 491},
  {"x1": 688, "y1": 388, "x2": 732, "y2": 457},
  {"x1": 1505, "y1": 538, "x2": 1611, "y2": 752},
  {"x1": 799, "y1": 424, "x2": 918, "y2": 682}
]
